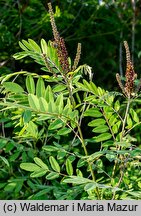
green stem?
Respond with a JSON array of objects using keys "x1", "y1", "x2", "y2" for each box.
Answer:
[
  {"x1": 120, "y1": 97, "x2": 131, "y2": 141},
  {"x1": 77, "y1": 124, "x2": 88, "y2": 157},
  {"x1": 77, "y1": 124, "x2": 100, "y2": 199},
  {"x1": 112, "y1": 96, "x2": 131, "y2": 199},
  {"x1": 102, "y1": 109, "x2": 116, "y2": 141},
  {"x1": 66, "y1": 77, "x2": 75, "y2": 108}
]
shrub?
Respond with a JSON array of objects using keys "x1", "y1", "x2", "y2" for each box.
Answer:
[{"x1": 0, "y1": 2, "x2": 141, "y2": 200}]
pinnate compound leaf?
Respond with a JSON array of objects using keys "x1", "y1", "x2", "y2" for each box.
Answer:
[
  {"x1": 77, "y1": 158, "x2": 87, "y2": 168},
  {"x1": 93, "y1": 133, "x2": 112, "y2": 142},
  {"x1": 36, "y1": 77, "x2": 45, "y2": 98},
  {"x1": 55, "y1": 94, "x2": 64, "y2": 114},
  {"x1": 20, "y1": 163, "x2": 40, "y2": 172},
  {"x1": 87, "y1": 152, "x2": 104, "y2": 161},
  {"x1": 49, "y1": 156, "x2": 60, "y2": 173},
  {"x1": 45, "y1": 85, "x2": 54, "y2": 103},
  {"x1": 23, "y1": 110, "x2": 32, "y2": 123},
  {"x1": 76, "y1": 169, "x2": 83, "y2": 177},
  {"x1": 48, "y1": 119, "x2": 63, "y2": 130},
  {"x1": 34, "y1": 157, "x2": 48, "y2": 170},
  {"x1": 30, "y1": 169, "x2": 47, "y2": 178},
  {"x1": 112, "y1": 121, "x2": 121, "y2": 134},
  {"x1": 39, "y1": 97, "x2": 48, "y2": 112},
  {"x1": 83, "y1": 79, "x2": 92, "y2": 91},
  {"x1": 84, "y1": 182, "x2": 97, "y2": 191},
  {"x1": 88, "y1": 118, "x2": 106, "y2": 127},
  {"x1": 0, "y1": 156, "x2": 10, "y2": 167},
  {"x1": 89, "y1": 81, "x2": 98, "y2": 94},
  {"x1": 76, "y1": 82, "x2": 88, "y2": 91},
  {"x1": 130, "y1": 108, "x2": 139, "y2": 123},
  {"x1": 26, "y1": 121, "x2": 38, "y2": 138},
  {"x1": 28, "y1": 94, "x2": 40, "y2": 110},
  {"x1": 19, "y1": 41, "x2": 28, "y2": 51},
  {"x1": 13, "y1": 52, "x2": 28, "y2": 60},
  {"x1": 66, "y1": 159, "x2": 73, "y2": 176},
  {"x1": 53, "y1": 84, "x2": 66, "y2": 93},
  {"x1": 84, "y1": 108, "x2": 102, "y2": 117},
  {"x1": 42, "y1": 145, "x2": 58, "y2": 152},
  {"x1": 22, "y1": 39, "x2": 33, "y2": 50},
  {"x1": 97, "y1": 86, "x2": 105, "y2": 96},
  {"x1": 28, "y1": 39, "x2": 41, "y2": 53},
  {"x1": 109, "y1": 114, "x2": 118, "y2": 126},
  {"x1": 26, "y1": 75, "x2": 35, "y2": 94},
  {"x1": 62, "y1": 176, "x2": 92, "y2": 184},
  {"x1": 3, "y1": 82, "x2": 24, "y2": 93},
  {"x1": 126, "y1": 114, "x2": 133, "y2": 129},
  {"x1": 46, "y1": 172, "x2": 60, "y2": 180},
  {"x1": 41, "y1": 38, "x2": 48, "y2": 54},
  {"x1": 57, "y1": 127, "x2": 72, "y2": 135},
  {"x1": 114, "y1": 100, "x2": 120, "y2": 111},
  {"x1": 92, "y1": 125, "x2": 109, "y2": 133},
  {"x1": 114, "y1": 141, "x2": 131, "y2": 148}
]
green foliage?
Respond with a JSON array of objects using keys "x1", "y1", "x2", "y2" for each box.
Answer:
[
  {"x1": 1, "y1": 0, "x2": 141, "y2": 86},
  {"x1": 0, "y1": 1, "x2": 141, "y2": 200}
]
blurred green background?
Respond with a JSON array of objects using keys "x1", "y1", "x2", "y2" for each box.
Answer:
[{"x1": 0, "y1": 0, "x2": 141, "y2": 89}]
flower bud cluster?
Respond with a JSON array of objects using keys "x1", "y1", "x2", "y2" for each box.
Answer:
[{"x1": 116, "y1": 41, "x2": 138, "y2": 98}]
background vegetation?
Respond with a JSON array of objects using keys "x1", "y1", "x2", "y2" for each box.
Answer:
[
  {"x1": 0, "y1": 0, "x2": 141, "y2": 200},
  {"x1": 1, "y1": 0, "x2": 141, "y2": 87}
]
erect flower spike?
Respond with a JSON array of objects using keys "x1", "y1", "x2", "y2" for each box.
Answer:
[
  {"x1": 48, "y1": 3, "x2": 60, "y2": 43},
  {"x1": 116, "y1": 41, "x2": 138, "y2": 98},
  {"x1": 116, "y1": 73, "x2": 126, "y2": 95},
  {"x1": 48, "y1": 3, "x2": 70, "y2": 74},
  {"x1": 124, "y1": 41, "x2": 137, "y2": 97},
  {"x1": 72, "y1": 43, "x2": 81, "y2": 72}
]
